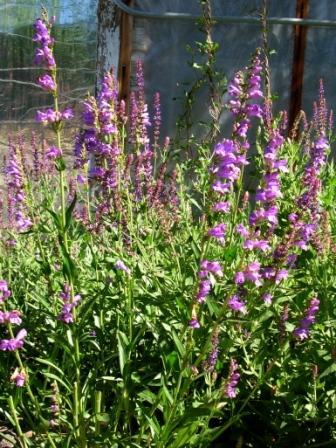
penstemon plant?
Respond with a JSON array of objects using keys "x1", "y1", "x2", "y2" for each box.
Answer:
[{"x1": 0, "y1": 11, "x2": 336, "y2": 448}]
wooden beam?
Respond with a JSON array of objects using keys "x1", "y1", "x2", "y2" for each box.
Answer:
[
  {"x1": 288, "y1": 0, "x2": 309, "y2": 135},
  {"x1": 117, "y1": 0, "x2": 134, "y2": 108}
]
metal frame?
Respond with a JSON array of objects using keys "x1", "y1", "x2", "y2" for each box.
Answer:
[{"x1": 112, "y1": 0, "x2": 336, "y2": 28}]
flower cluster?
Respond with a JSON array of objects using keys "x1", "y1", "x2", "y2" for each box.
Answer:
[
  {"x1": 5, "y1": 147, "x2": 32, "y2": 232},
  {"x1": 0, "y1": 281, "x2": 27, "y2": 355},
  {"x1": 196, "y1": 260, "x2": 223, "y2": 303},
  {"x1": 58, "y1": 283, "x2": 81, "y2": 324},
  {"x1": 33, "y1": 15, "x2": 74, "y2": 127},
  {"x1": 33, "y1": 17, "x2": 55, "y2": 69},
  {"x1": 224, "y1": 359, "x2": 240, "y2": 398},
  {"x1": 294, "y1": 297, "x2": 320, "y2": 340}
]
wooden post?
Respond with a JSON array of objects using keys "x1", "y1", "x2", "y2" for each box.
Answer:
[
  {"x1": 288, "y1": 0, "x2": 309, "y2": 134},
  {"x1": 117, "y1": 0, "x2": 134, "y2": 108}
]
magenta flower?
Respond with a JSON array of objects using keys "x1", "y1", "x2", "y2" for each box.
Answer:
[
  {"x1": 212, "y1": 201, "x2": 230, "y2": 213},
  {"x1": 197, "y1": 280, "x2": 211, "y2": 303},
  {"x1": 200, "y1": 260, "x2": 223, "y2": 277},
  {"x1": 189, "y1": 317, "x2": 200, "y2": 329},
  {"x1": 228, "y1": 295, "x2": 247, "y2": 314},
  {"x1": 208, "y1": 223, "x2": 226, "y2": 243},
  {"x1": 0, "y1": 280, "x2": 11, "y2": 302},
  {"x1": 225, "y1": 359, "x2": 240, "y2": 398},
  {"x1": 37, "y1": 73, "x2": 56, "y2": 91},
  {"x1": 10, "y1": 368, "x2": 27, "y2": 387},
  {"x1": 0, "y1": 310, "x2": 22, "y2": 325},
  {"x1": 0, "y1": 328, "x2": 27, "y2": 351},
  {"x1": 294, "y1": 297, "x2": 320, "y2": 340},
  {"x1": 45, "y1": 146, "x2": 62, "y2": 159}
]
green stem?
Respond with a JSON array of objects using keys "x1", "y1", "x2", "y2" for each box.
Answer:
[{"x1": 8, "y1": 396, "x2": 28, "y2": 448}]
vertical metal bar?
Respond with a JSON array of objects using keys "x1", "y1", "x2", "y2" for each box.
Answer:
[
  {"x1": 289, "y1": 0, "x2": 309, "y2": 133},
  {"x1": 117, "y1": 0, "x2": 134, "y2": 108}
]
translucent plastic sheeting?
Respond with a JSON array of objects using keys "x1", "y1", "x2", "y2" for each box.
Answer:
[
  {"x1": 131, "y1": 0, "x2": 296, "y2": 142},
  {"x1": 303, "y1": 1, "x2": 336, "y2": 119},
  {"x1": 0, "y1": 0, "x2": 97, "y2": 150}
]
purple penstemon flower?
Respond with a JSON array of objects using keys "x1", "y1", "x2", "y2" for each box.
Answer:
[
  {"x1": 115, "y1": 259, "x2": 131, "y2": 275},
  {"x1": 58, "y1": 283, "x2": 81, "y2": 324},
  {"x1": 294, "y1": 297, "x2": 320, "y2": 340},
  {"x1": 228, "y1": 294, "x2": 247, "y2": 314},
  {"x1": 37, "y1": 73, "x2": 56, "y2": 91},
  {"x1": 225, "y1": 359, "x2": 240, "y2": 399},
  {"x1": 0, "y1": 280, "x2": 11, "y2": 302},
  {"x1": 0, "y1": 310, "x2": 22, "y2": 325},
  {"x1": 208, "y1": 223, "x2": 226, "y2": 243},
  {"x1": 10, "y1": 368, "x2": 27, "y2": 387},
  {"x1": 0, "y1": 328, "x2": 27, "y2": 351}
]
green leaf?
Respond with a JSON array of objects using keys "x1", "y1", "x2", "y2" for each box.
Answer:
[
  {"x1": 319, "y1": 363, "x2": 336, "y2": 379},
  {"x1": 65, "y1": 192, "x2": 77, "y2": 231}
]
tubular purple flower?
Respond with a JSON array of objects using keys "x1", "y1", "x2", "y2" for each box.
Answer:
[
  {"x1": 0, "y1": 280, "x2": 11, "y2": 302},
  {"x1": 204, "y1": 329, "x2": 220, "y2": 372},
  {"x1": 115, "y1": 259, "x2": 131, "y2": 275},
  {"x1": 228, "y1": 295, "x2": 247, "y2": 314},
  {"x1": 208, "y1": 223, "x2": 226, "y2": 243},
  {"x1": 294, "y1": 297, "x2": 320, "y2": 340},
  {"x1": 197, "y1": 280, "x2": 211, "y2": 303},
  {"x1": 0, "y1": 311, "x2": 22, "y2": 325},
  {"x1": 0, "y1": 328, "x2": 27, "y2": 351},
  {"x1": 189, "y1": 317, "x2": 200, "y2": 329},
  {"x1": 225, "y1": 359, "x2": 240, "y2": 399},
  {"x1": 10, "y1": 368, "x2": 27, "y2": 387},
  {"x1": 37, "y1": 73, "x2": 56, "y2": 91}
]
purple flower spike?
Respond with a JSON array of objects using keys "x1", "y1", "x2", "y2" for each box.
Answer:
[
  {"x1": 0, "y1": 280, "x2": 11, "y2": 302},
  {"x1": 225, "y1": 359, "x2": 240, "y2": 399},
  {"x1": 294, "y1": 297, "x2": 320, "y2": 340},
  {"x1": 115, "y1": 259, "x2": 131, "y2": 275},
  {"x1": 197, "y1": 280, "x2": 211, "y2": 304}
]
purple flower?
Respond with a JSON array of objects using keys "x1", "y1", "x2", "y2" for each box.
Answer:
[
  {"x1": 234, "y1": 272, "x2": 245, "y2": 285},
  {"x1": 0, "y1": 310, "x2": 22, "y2": 325},
  {"x1": 208, "y1": 223, "x2": 226, "y2": 243},
  {"x1": 236, "y1": 224, "x2": 249, "y2": 238},
  {"x1": 225, "y1": 359, "x2": 240, "y2": 398},
  {"x1": 10, "y1": 368, "x2": 27, "y2": 387},
  {"x1": 189, "y1": 317, "x2": 200, "y2": 329},
  {"x1": 244, "y1": 262, "x2": 262, "y2": 286},
  {"x1": 197, "y1": 280, "x2": 211, "y2": 303},
  {"x1": 212, "y1": 180, "x2": 231, "y2": 194},
  {"x1": 204, "y1": 329, "x2": 220, "y2": 372},
  {"x1": 294, "y1": 297, "x2": 320, "y2": 340},
  {"x1": 61, "y1": 107, "x2": 74, "y2": 120},
  {"x1": 228, "y1": 295, "x2": 247, "y2": 314},
  {"x1": 212, "y1": 201, "x2": 230, "y2": 213},
  {"x1": 0, "y1": 329, "x2": 27, "y2": 351},
  {"x1": 0, "y1": 280, "x2": 11, "y2": 302},
  {"x1": 115, "y1": 259, "x2": 131, "y2": 275},
  {"x1": 262, "y1": 293, "x2": 273, "y2": 305},
  {"x1": 37, "y1": 74, "x2": 56, "y2": 91},
  {"x1": 200, "y1": 260, "x2": 223, "y2": 277},
  {"x1": 45, "y1": 146, "x2": 62, "y2": 159},
  {"x1": 275, "y1": 269, "x2": 288, "y2": 284},
  {"x1": 58, "y1": 284, "x2": 81, "y2": 324}
]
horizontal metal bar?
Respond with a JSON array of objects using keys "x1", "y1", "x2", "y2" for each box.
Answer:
[{"x1": 113, "y1": 0, "x2": 336, "y2": 28}]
